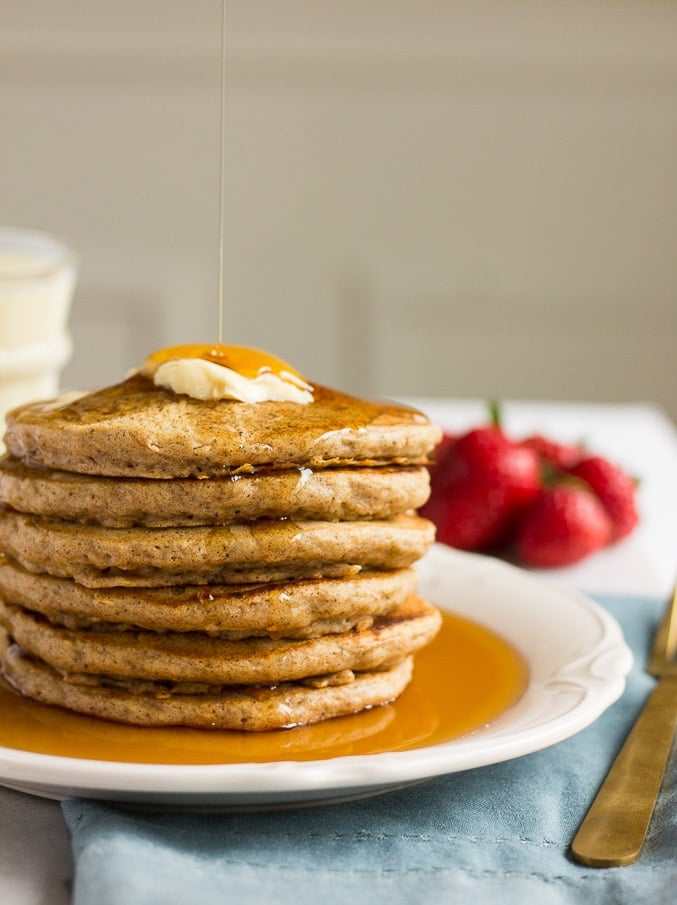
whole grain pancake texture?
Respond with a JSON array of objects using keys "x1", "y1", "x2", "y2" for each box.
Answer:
[{"x1": 0, "y1": 344, "x2": 442, "y2": 730}]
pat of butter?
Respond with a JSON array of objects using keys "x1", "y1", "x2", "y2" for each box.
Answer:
[{"x1": 145, "y1": 357, "x2": 314, "y2": 404}]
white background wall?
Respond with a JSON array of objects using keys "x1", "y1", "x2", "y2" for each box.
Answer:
[{"x1": 1, "y1": 1, "x2": 676, "y2": 417}]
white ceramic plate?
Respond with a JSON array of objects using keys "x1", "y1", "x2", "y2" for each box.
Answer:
[{"x1": 0, "y1": 545, "x2": 632, "y2": 808}]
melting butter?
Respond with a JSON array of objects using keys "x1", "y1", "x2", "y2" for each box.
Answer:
[{"x1": 140, "y1": 344, "x2": 314, "y2": 404}]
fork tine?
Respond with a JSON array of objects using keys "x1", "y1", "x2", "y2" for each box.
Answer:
[{"x1": 647, "y1": 582, "x2": 677, "y2": 678}]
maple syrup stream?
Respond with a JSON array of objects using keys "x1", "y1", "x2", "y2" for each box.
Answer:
[{"x1": 217, "y1": 0, "x2": 226, "y2": 345}]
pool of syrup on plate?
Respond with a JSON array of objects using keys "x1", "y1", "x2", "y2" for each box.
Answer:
[{"x1": 0, "y1": 611, "x2": 527, "y2": 764}]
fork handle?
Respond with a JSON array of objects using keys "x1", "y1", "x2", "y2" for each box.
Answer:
[{"x1": 571, "y1": 674, "x2": 677, "y2": 867}]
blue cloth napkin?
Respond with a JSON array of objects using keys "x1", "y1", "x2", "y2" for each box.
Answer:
[{"x1": 62, "y1": 595, "x2": 676, "y2": 905}]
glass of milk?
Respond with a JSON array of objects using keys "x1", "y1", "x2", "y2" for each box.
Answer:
[{"x1": 0, "y1": 227, "x2": 77, "y2": 431}]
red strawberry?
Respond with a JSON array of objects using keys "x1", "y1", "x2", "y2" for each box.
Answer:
[
  {"x1": 568, "y1": 455, "x2": 638, "y2": 541},
  {"x1": 421, "y1": 424, "x2": 541, "y2": 551},
  {"x1": 515, "y1": 485, "x2": 613, "y2": 567},
  {"x1": 521, "y1": 434, "x2": 586, "y2": 470},
  {"x1": 428, "y1": 432, "x2": 456, "y2": 469}
]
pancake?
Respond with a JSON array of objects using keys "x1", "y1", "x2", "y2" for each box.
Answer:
[
  {"x1": 0, "y1": 595, "x2": 440, "y2": 685},
  {"x1": 0, "y1": 346, "x2": 443, "y2": 729},
  {"x1": 3, "y1": 375, "x2": 441, "y2": 479},
  {"x1": 0, "y1": 631, "x2": 413, "y2": 730},
  {"x1": 0, "y1": 560, "x2": 417, "y2": 637},
  {"x1": 0, "y1": 510, "x2": 435, "y2": 587},
  {"x1": 0, "y1": 456, "x2": 430, "y2": 527}
]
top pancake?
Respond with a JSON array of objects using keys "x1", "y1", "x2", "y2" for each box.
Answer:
[{"x1": 4, "y1": 374, "x2": 441, "y2": 478}]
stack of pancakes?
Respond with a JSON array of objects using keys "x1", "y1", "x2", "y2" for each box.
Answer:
[{"x1": 0, "y1": 372, "x2": 442, "y2": 730}]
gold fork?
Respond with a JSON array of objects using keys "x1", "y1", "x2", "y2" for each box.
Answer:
[{"x1": 571, "y1": 583, "x2": 677, "y2": 867}]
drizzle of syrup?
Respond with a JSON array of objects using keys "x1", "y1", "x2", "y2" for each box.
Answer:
[
  {"x1": 142, "y1": 344, "x2": 312, "y2": 391},
  {"x1": 0, "y1": 612, "x2": 527, "y2": 765}
]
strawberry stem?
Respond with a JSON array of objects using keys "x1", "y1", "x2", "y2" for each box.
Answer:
[{"x1": 488, "y1": 399, "x2": 502, "y2": 428}]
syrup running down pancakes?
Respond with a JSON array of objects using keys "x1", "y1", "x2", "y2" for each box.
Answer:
[{"x1": 0, "y1": 345, "x2": 442, "y2": 730}]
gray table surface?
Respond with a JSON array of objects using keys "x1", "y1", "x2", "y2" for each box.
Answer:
[{"x1": 0, "y1": 787, "x2": 73, "y2": 905}]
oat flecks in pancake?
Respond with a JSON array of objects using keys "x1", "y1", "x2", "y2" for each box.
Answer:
[
  {"x1": 0, "y1": 596, "x2": 441, "y2": 685},
  {"x1": 0, "y1": 456, "x2": 431, "y2": 527},
  {"x1": 0, "y1": 560, "x2": 417, "y2": 636},
  {"x1": 4, "y1": 375, "x2": 441, "y2": 478},
  {"x1": 0, "y1": 511, "x2": 435, "y2": 587},
  {"x1": 0, "y1": 630, "x2": 414, "y2": 731}
]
